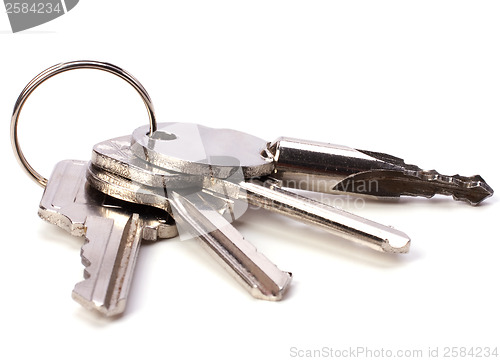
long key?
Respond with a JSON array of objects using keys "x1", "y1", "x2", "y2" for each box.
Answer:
[
  {"x1": 130, "y1": 123, "x2": 493, "y2": 205},
  {"x1": 204, "y1": 177, "x2": 410, "y2": 253},
  {"x1": 86, "y1": 164, "x2": 292, "y2": 300},
  {"x1": 269, "y1": 138, "x2": 494, "y2": 205},
  {"x1": 39, "y1": 160, "x2": 177, "y2": 316},
  {"x1": 93, "y1": 135, "x2": 410, "y2": 253}
]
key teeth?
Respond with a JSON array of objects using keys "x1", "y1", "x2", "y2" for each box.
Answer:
[
  {"x1": 80, "y1": 238, "x2": 91, "y2": 269},
  {"x1": 412, "y1": 170, "x2": 494, "y2": 206},
  {"x1": 73, "y1": 220, "x2": 124, "y2": 317},
  {"x1": 73, "y1": 249, "x2": 125, "y2": 317},
  {"x1": 453, "y1": 174, "x2": 494, "y2": 206},
  {"x1": 73, "y1": 244, "x2": 102, "y2": 312},
  {"x1": 356, "y1": 149, "x2": 494, "y2": 205},
  {"x1": 79, "y1": 237, "x2": 94, "y2": 280}
]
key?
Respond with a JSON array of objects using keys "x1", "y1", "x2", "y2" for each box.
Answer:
[
  {"x1": 86, "y1": 163, "x2": 292, "y2": 300},
  {"x1": 39, "y1": 160, "x2": 177, "y2": 316},
  {"x1": 168, "y1": 190, "x2": 292, "y2": 300},
  {"x1": 269, "y1": 138, "x2": 494, "y2": 206},
  {"x1": 94, "y1": 131, "x2": 411, "y2": 253},
  {"x1": 205, "y1": 177, "x2": 411, "y2": 253},
  {"x1": 130, "y1": 123, "x2": 493, "y2": 205}
]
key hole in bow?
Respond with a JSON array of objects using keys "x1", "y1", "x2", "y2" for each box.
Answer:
[{"x1": 150, "y1": 130, "x2": 177, "y2": 141}]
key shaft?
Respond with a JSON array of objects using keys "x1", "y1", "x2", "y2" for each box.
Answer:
[
  {"x1": 169, "y1": 191, "x2": 292, "y2": 300},
  {"x1": 73, "y1": 214, "x2": 141, "y2": 316},
  {"x1": 203, "y1": 177, "x2": 410, "y2": 253}
]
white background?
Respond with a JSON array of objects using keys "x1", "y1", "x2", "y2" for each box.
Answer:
[{"x1": 0, "y1": 1, "x2": 498, "y2": 360}]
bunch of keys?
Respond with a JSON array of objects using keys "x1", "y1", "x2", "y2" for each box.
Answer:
[{"x1": 11, "y1": 61, "x2": 494, "y2": 317}]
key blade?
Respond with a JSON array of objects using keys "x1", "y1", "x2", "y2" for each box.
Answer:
[
  {"x1": 246, "y1": 180, "x2": 410, "y2": 253},
  {"x1": 204, "y1": 177, "x2": 410, "y2": 253},
  {"x1": 73, "y1": 214, "x2": 142, "y2": 317},
  {"x1": 270, "y1": 137, "x2": 494, "y2": 205},
  {"x1": 168, "y1": 191, "x2": 292, "y2": 301},
  {"x1": 332, "y1": 168, "x2": 494, "y2": 206}
]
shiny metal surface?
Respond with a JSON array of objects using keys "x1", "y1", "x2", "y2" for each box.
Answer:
[
  {"x1": 39, "y1": 160, "x2": 176, "y2": 316},
  {"x1": 11, "y1": 60, "x2": 158, "y2": 188},
  {"x1": 92, "y1": 135, "x2": 201, "y2": 188},
  {"x1": 169, "y1": 191, "x2": 292, "y2": 300},
  {"x1": 87, "y1": 165, "x2": 291, "y2": 301},
  {"x1": 131, "y1": 123, "x2": 493, "y2": 205},
  {"x1": 72, "y1": 214, "x2": 141, "y2": 317},
  {"x1": 270, "y1": 137, "x2": 494, "y2": 205},
  {"x1": 92, "y1": 136, "x2": 410, "y2": 253},
  {"x1": 207, "y1": 178, "x2": 410, "y2": 253},
  {"x1": 87, "y1": 163, "x2": 172, "y2": 212},
  {"x1": 131, "y1": 122, "x2": 274, "y2": 178}
]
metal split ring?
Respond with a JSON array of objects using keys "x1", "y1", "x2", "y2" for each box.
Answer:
[{"x1": 10, "y1": 60, "x2": 158, "y2": 188}]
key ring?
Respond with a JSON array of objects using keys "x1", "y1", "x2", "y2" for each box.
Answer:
[{"x1": 10, "y1": 60, "x2": 158, "y2": 188}]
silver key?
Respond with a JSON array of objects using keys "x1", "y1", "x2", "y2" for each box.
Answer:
[
  {"x1": 39, "y1": 160, "x2": 177, "y2": 316},
  {"x1": 93, "y1": 134, "x2": 411, "y2": 253},
  {"x1": 86, "y1": 164, "x2": 292, "y2": 301},
  {"x1": 169, "y1": 190, "x2": 292, "y2": 300},
  {"x1": 269, "y1": 138, "x2": 494, "y2": 206},
  {"x1": 131, "y1": 123, "x2": 493, "y2": 205}
]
